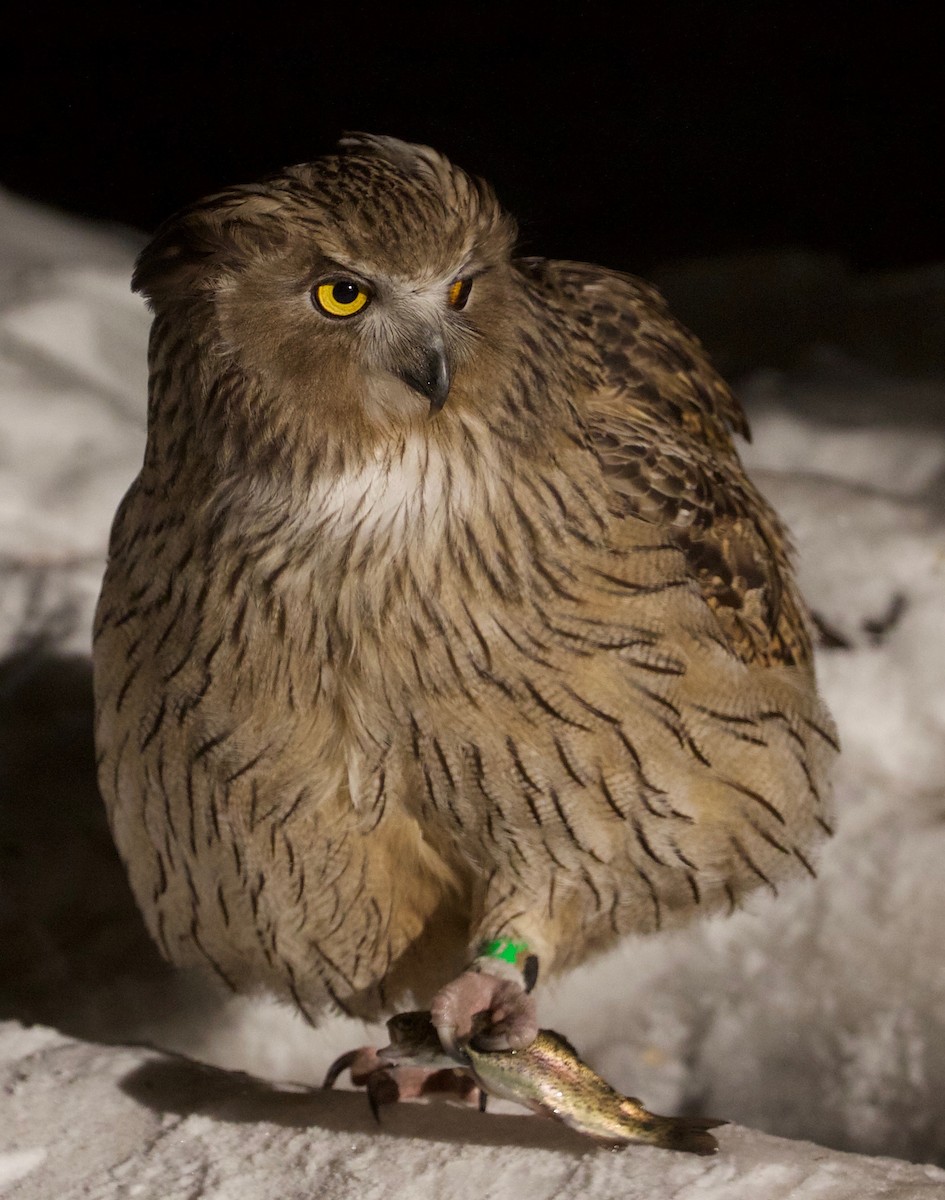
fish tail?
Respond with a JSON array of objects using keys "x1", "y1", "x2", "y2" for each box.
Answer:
[
  {"x1": 618, "y1": 1100, "x2": 726, "y2": 1156},
  {"x1": 651, "y1": 1114, "x2": 727, "y2": 1157}
]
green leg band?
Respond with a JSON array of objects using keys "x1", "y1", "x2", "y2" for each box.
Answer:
[
  {"x1": 475, "y1": 939, "x2": 539, "y2": 992},
  {"x1": 477, "y1": 938, "x2": 530, "y2": 965}
]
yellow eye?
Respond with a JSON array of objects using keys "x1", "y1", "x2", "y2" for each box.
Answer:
[
  {"x1": 448, "y1": 278, "x2": 472, "y2": 310},
  {"x1": 313, "y1": 279, "x2": 370, "y2": 318}
]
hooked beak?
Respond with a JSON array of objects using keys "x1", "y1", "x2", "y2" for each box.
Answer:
[{"x1": 396, "y1": 335, "x2": 452, "y2": 414}]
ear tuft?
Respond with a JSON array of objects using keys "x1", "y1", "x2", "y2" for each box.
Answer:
[
  {"x1": 132, "y1": 188, "x2": 290, "y2": 307},
  {"x1": 337, "y1": 132, "x2": 448, "y2": 181},
  {"x1": 132, "y1": 207, "x2": 226, "y2": 306}
]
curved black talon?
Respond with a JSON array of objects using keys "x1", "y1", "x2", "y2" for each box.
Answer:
[
  {"x1": 367, "y1": 1071, "x2": 402, "y2": 1123},
  {"x1": 323, "y1": 1049, "x2": 360, "y2": 1090}
]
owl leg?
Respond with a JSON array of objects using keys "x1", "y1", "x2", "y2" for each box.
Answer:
[
  {"x1": 431, "y1": 945, "x2": 540, "y2": 1055},
  {"x1": 323, "y1": 1047, "x2": 482, "y2": 1118}
]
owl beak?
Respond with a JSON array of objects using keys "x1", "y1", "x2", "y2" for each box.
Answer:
[{"x1": 397, "y1": 336, "x2": 452, "y2": 414}]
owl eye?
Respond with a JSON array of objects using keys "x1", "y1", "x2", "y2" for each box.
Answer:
[
  {"x1": 313, "y1": 279, "x2": 371, "y2": 318},
  {"x1": 448, "y1": 278, "x2": 472, "y2": 310}
]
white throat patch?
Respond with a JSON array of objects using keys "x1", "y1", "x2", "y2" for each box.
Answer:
[{"x1": 308, "y1": 433, "x2": 477, "y2": 550}]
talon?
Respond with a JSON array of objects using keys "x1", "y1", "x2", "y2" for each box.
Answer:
[
  {"x1": 436, "y1": 1023, "x2": 460, "y2": 1060},
  {"x1": 366, "y1": 1071, "x2": 400, "y2": 1123},
  {"x1": 323, "y1": 1048, "x2": 363, "y2": 1089}
]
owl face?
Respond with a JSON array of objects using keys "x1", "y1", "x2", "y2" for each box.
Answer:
[{"x1": 133, "y1": 135, "x2": 522, "y2": 458}]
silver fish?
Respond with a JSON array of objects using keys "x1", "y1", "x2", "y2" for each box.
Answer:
[{"x1": 379, "y1": 1010, "x2": 724, "y2": 1154}]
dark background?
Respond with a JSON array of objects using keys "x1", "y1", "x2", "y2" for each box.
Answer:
[
  {"x1": 6, "y1": 4, "x2": 941, "y2": 373},
  {"x1": 7, "y1": 4, "x2": 939, "y2": 270}
]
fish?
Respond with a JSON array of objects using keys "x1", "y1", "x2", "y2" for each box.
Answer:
[{"x1": 377, "y1": 1010, "x2": 724, "y2": 1155}]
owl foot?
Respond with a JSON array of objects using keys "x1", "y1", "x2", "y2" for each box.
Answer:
[
  {"x1": 431, "y1": 970, "x2": 538, "y2": 1056},
  {"x1": 323, "y1": 1045, "x2": 482, "y2": 1120}
]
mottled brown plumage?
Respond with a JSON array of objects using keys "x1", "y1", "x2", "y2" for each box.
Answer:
[{"x1": 93, "y1": 135, "x2": 837, "y2": 1043}]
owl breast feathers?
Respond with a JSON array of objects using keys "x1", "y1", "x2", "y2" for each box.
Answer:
[{"x1": 93, "y1": 134, "x2": 837, "y2": 1022}]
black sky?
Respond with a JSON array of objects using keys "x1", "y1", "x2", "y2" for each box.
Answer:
[{"x1": 6, "y1": 4, "x2": 940, "y2": 275}]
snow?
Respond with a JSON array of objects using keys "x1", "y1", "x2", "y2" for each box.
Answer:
[
  {"x1": 2, "y1": 183, "x2": 945, "y2": 1198},
  {"x1": 0, "y1": 1150, "x2": 47, "y2": 1192},
  {"x1": 3, "y1": 1025, "x2": 945, "y2": 1200}
]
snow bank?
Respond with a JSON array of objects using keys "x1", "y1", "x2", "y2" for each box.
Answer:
[
  {"x1": 3, "y1": 1021, "x2": 945, "y2": 1200},
  {"x1": 2, "y1": 184, "x2": 945, "y2": 1196}
]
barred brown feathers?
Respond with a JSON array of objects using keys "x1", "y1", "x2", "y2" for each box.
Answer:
[{"x1": 93, "y1": 135, "x2": 837, "y2": 1029}]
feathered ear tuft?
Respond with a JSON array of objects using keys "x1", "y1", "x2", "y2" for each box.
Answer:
[
  {"x1": 132, "y1": 207, "x2": 226, "y2": 307},
  {"x1": 337, "y1": 132, "x2": 452, "y2": 183},
  {"x1": 132, "y1": 187, "x2": 291, "y2": 307}
]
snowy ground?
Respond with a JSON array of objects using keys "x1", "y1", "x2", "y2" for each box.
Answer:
[{"x1": 2, "y1": 186, "x2": 945, "y2": 1198}]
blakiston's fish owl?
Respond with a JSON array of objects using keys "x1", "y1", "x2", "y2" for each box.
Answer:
[{"x1": 93, "y1": 135, "x2": 837, "y2": 1054}]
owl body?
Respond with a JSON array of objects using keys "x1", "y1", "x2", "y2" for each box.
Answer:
[{"x1": 93, "y1": 137, "x2": 836, "y2": 1024}]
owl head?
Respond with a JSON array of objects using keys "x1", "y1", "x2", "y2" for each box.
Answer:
[{"x1": 133, "y1": 135, "x2": 524, "y2": 463}]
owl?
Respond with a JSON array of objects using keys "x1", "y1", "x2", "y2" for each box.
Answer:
[{"x1": 93, "y1": 134, "x2": 837, "y2": 1071}]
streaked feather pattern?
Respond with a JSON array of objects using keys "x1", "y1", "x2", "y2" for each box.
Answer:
[{"x1": 93, "y1": 136, "x2": 837, "y2": 1023}]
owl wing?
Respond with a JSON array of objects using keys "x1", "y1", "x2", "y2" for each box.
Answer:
[{"x1": 516, "y1": 258, "x2": 811, "y2": 670}]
